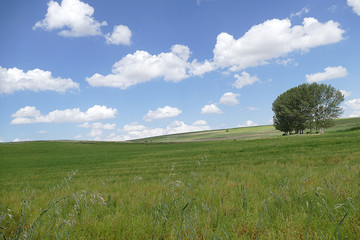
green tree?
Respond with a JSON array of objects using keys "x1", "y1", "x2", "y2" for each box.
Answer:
[{"x1": 272, "y1": 83, "x2": 344, "y2": 135}]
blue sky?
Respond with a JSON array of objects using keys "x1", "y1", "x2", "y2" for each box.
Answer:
[{"x1": 1, "y1": 0, "x2": 360, "y2": 142}]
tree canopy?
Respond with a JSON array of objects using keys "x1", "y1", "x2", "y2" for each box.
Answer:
[{"x1": 272, "y1": 83, "x2": 344, "y2": 134}]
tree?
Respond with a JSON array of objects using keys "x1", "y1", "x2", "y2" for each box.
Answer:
[{"x1": 272, "y1": 83, "x2": 344, "y2": 134}]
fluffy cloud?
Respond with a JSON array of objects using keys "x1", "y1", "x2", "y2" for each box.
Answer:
[
  {"x1": 11, "y1": 105, "x2": 117, "y2": 124},
  {"x1": 123, "y1": 122, "x2": 146, "y2": 132},
  {"x1": 345, "y1": 98, "x2": 360, "y2": 117},
  {"x1": 201, "y1": 104, "x2": 222, "y2": 114},
  {"x1": 306, "y1": 66, "x2": 348, "y2": 83},
  {"x1": 219, "y1": 92, "x2": 240, "y2": 106},
  {"x1": 213, "y1": 18, "x2": 344, "y2": 71},
  {"x1": 0, "y1": 137, "x2": 3, "y2": 142},
  {"x1": 0, "y1": 66, "x2": 79, "y2": 94},
  {"x1": 233, "y1": 72, "x2": 259, "y2": 89},
  {"x1": 345, "y1": 98, "x2": 360, "y2": 110},
  {"x1": 13, "y1": 138, "x2": 31, "y2": 142},
  {"x1": 165, "y1": 120, "x2": 210, "y2": 134},
  {"x1": 189, "y1": 60, "x2": 215, "y2": 76},
  {"x1": 33, "y1": 0, "x2": 107, "y2": 37},
  {"x1": 87, "y1": 45, "x2": 192, "y2": 89},
  {"x1": 86, "y1": 17, "x2": 344, "y2": 90},
  {"x1": 238, "y1": 120, "x2": 258, "y2": 127},
  {"x1": 143, "y1": 106, "x2": 182, "y2": 122},
  {"x1": 105, "y1": 25, "x2": 132, "y2": 45},
  {"x1": 82, "y1": 122, "x2": 117, "y2": 139},
  {"x1": 339, "y1": 90, "x2": 352, "y2": 98},
  {"x1": 347, "y1": 0, "x2": 360, "y2": 16}
]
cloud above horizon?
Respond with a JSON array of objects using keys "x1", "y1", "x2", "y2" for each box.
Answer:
[
  {"x1": 233, "y1": 72, "x2": 260, "y2": 89},
  {"x1": 219, "y1": 92, "x2": 240, "y2": 106},
  {"x1": 213, "y1": 17, "x2": 344, "y2": 71},
  {"x1": 86, "y1": 17, "x2": 344, "y2": 90},
  {"x1": 0, "y1": 66, "x2": 79, "y2": 94},
  {"x1": 201, "y1": 104, "x2": 222, "y2": 114},
  {"x1": 347, "y1": 0, "x2": 360, "y2": 16},
  {"x1": 105, "y1": 25, "x2": 132, "y2": 45},
  {"x1": 11, "y1": 105, "x2": 117, "y2": 124},
  {"x1": 238, "y1": 120, "x2": 258, "y2": 127},
  {"x1": 33, "y1": 0, "x2": 107, "y2": 37},
  {"x1": 86, "y1": 45, "x2": 193, "y2": 89},
  {"x1": 345, "y1": 98, "x2": 360, "y2": 117},
  {"x1": 305, "y1": 66, "x2": 348, "y2": 83},
  {"x1": 143, "y1": 106, "x2": 182, "y2": 122}
]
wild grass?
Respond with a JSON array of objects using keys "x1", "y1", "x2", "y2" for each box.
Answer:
[{"x1": 0, "y1": 118, "x2": 360, "y2": 239}]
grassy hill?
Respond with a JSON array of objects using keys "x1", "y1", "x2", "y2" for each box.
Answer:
[
  {"x1": 0, "y1": 117, "x2": 359, "y2": 239},
  {"x1": 131, "y1": 117, "x2": 360, "y2": 143}
]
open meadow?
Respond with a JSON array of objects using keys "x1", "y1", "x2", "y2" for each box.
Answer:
[{"x1": 1, "y1": 118, "x2": 360, "y2": 239}]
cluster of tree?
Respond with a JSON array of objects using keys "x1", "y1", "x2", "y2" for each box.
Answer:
[{"x1": 272, "y1": 83, "x2": 344, "y2": 135}]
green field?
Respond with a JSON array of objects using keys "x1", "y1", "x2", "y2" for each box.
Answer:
[{"x1": 1, "y1": 118, "x2": 360, "y2": 239}]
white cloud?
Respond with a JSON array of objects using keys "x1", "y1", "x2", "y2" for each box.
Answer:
[
  {"x1": 0, "y1": 66, "x2": 79, "y2": 94},
  {"x1": 306, "y1": 66, "x2": 348, "y2": 83},
  {"x1": 13, "y1": 138, "x2": 31, "y2": 142},
  {"x1": 213, "y1": 18, "x2": 344, "y2": 71},
  {"x1": 189, "y1": 59, "x2": 215, "y2": 76},
  {"x1": 11, "y1": 105, "x2": 117, "y2": 124},
  {"x1": 276, "y1": 58, "x2": 296, "y2": 66},
  {"x1": 238, "y1": 120, "x2": 258, "y2": 127},
  {"x1": 37, "y1": 130, "x2": 48, "y2": 134},
  {"x1": 105, "y1": 25, "x2": 132, "y2": 45},
  {"x1": 201, "y1": 104, "x2": 222, "y2": 114},
  {"x1": 86, "y1": 17, "x2": 344, "y2": 90},
  {"x1": 290, "y1": 7, "x2": 310, "y2": 18},
  {"x1": 79, "y1": 122, "x2": 116, "y2": 139},
  {"x1": 233, "y1": 72, "x2": 260, "y2": 89},
  {"x1": 345, "y1": 98, "x2": 360, "y2": 117},
  {"x1": 193, "y1": 120, "x2": 208, "y2": 126},
  {"x1": 88, "y1": 128, "x2": 103, "y2": 138},
  {"x1": 123, "y1": 122, "x2": 146, "y2": 132},
  {"x1": 87, "y1": 45, "x2": 192, "y2": 89},
  {"x1": 33, "y1": 0, "x2": 107, "y2": 37},
  {"x1": 143, "y1": 106, "x2": 182, "y2": 122},
  {"x1": 11, "y1": 106, "x2": 41, "y2": 119},
  {"x1": 0, "y1": 137, "x2": 3, "y2": 142},
  {"x1": 219, "y1": 92, "x2": 240, "y2": 106},
  {"x1": 165, "y1": 120, "x2": 210, "y2": 134},
  {"x1": 340, "y1": 90, "x2": 352, "y2": 98},
  {"x1": 347, "y1": 0, "x2": 360, "y2": 16},
  {"x1": 345, "y1": 98, "x2": 360, "y2": 110}
]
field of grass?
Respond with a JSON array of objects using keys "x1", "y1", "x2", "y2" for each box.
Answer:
[
  {"x1": 0, "y1": 118, "x2": 360, "y2": 239},
  {"x1": 131, "y1": 125, "x2": 281, "y2": 143},
  {"x1": 131, "y1": 117, "x2": 358, "y2": 143}
]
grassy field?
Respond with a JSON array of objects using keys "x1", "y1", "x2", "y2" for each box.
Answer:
[
  {"x1": 131, "y1": 117, "x2": 359, "y2": 143},
  {"x1": 0, "y1": 118, "x2": 360, "y2": 239},
  {"x1": 131, "y1": 125, "x2": 281, "y2": 143}
]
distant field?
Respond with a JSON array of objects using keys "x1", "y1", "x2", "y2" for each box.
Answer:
[
  {"x1": 132, "y1": 117, "x2": 360, "y2": 143},
  {"x1": 132, "y1": 125, "x2": 281, "y2": 143},
  {"x1": 0, "y1": 118, "x2": 359, "y2": 239}
]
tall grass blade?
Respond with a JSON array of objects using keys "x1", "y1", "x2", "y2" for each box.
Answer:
[{"x1": 337, "y1": 211, "x2": 348, "y2": 240}]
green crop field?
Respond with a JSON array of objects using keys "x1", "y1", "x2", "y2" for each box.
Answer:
[{"x1": 1, "y1": 118, "x2": 360, "y2": 239}]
